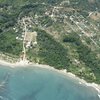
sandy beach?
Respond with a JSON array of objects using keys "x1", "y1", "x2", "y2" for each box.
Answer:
[
  {"x1": 0, "y1": 59, "x2": 29, "y2": 67},
  {"x1": 0, "y1": 59, "x2": 100, "y2": 97}
]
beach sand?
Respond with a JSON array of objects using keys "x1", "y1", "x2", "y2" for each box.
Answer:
[{"x1": 0, "y1": 59, "x2": 100, "y2": 98}]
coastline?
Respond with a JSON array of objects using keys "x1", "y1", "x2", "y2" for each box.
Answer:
[{"x1": 0, "y1": 59, "x2": 100, "y2": 97}]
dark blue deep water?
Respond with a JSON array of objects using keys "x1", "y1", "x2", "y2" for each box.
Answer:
[{"x1": 0, "y1": 65, "x2": 100, "y2": 100}]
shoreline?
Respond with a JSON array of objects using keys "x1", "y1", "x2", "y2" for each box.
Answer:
[{"x1": 0, "y1": 59, "x2": 100, "y2": 97}]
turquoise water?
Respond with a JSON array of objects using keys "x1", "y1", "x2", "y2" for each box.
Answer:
[{"x1": 0, "y1": 65, "x2": 100, "y2": 100}]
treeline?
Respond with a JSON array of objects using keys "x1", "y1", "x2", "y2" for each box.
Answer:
[{"x1": 35, "y1": 29, "x2": 70, "y2": 69}]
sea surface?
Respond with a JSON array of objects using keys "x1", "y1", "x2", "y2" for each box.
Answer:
[{"x1": 0, "y1": 64, "x2": 100, "y2": 100}]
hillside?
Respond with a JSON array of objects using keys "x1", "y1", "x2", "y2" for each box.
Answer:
[{"x1": 0, "y1": 0, "x2": 100, "y2": 83}]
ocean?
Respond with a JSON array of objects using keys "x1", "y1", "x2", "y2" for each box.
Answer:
[{"x1": 0, "y1": 64, "x2": 99, "y2": 100}]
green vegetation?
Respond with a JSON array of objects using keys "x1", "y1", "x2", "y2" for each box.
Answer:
[
  {"x1": 70, "y1": 0, "x2": 100, "y2": 11},
  {"x1": 28, "y1": 29, "x2": 70, "y2": 69},
  {"x1": 0, "y1": 0, "x2": 100, "y2": 84},
  {"x1": 0, "y1": 30, "x2": 23, "y2": 56},
  {"x1": 63, "y1": 33, "x2": 100, "y2": 83}
]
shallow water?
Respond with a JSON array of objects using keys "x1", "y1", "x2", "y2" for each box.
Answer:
[{"x1": 0, "y1": 65, "x2": 100, "y2": 100}]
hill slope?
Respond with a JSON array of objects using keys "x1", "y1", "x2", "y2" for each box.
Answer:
[{"x1": 0, "y1": 0, "x2": 100, "y2": 83}]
